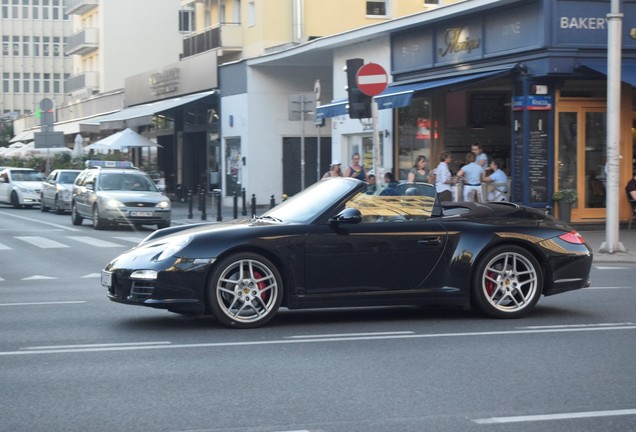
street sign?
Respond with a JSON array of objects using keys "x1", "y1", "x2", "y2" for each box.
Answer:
[{"x1": 356, "y1": 63, "x2": 388, "y2": 96}]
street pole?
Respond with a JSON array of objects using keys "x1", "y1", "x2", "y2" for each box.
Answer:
[
  {"x1": 600, "y1": 0, "x2": 625, "y2": 253},
  {"x1": 300, "y1": 94, "x2": 306, "y2": 190},
  {"x1": 372, "y1": 100, "x2": 381, "y2": 184}
]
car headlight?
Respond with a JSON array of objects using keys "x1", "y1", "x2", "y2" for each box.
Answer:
[
  {"x1": 104, "y1": 198, "x2": 125, "y2": 208},
  {"x1": 17, "y1": 186, "x2": 35, "y2": 194},
  {"x1": 155, "y1": 200, "x2": 171, "y2": 209},
  {"x1": 155, "y1": 234, "x2": 192, "y2": 261},
  {"x1": 61, "y1": 190, "x2": 72, "y2": 200},
  {"x1": 130, "y1": 269, "x2": 158, "y2": 280}
]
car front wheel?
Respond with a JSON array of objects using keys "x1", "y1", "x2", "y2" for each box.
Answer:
[
  {"x1": 92, "y1": 205, "x2": 107, "y2": 230},
  {"x1": 10, "y1": 191, "x2": 22, "y2": 209},
  {"x1": 207, "y1": 253, "x2": 283, "y2": 328},
  {"x1": 71, "y1": 203, "x2": 83, "y2": 225},
  {"x1": 472, "y1": 245, "x2": 543, "y2": 318}
]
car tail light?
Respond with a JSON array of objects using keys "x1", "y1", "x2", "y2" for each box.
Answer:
[{"x1": 558, "y1": 230, "x2": 586, "y2": 244}]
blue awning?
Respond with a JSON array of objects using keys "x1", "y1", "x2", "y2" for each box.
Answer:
[
  {"x1": 374, "y1": 67, "x2": 516, "y2": 110},
  {"x1": 578, "y1": 59, "x2": 636, "y2": 87},
  {"x1": 315, "y1": 100, "x2": 348, "y2": 119}
]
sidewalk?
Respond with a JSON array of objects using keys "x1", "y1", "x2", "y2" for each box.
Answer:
[{"x1": 169, "y1": 200, "x2": 636, "y2": 263}]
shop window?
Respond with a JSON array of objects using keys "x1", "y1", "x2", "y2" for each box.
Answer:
[
  {"x1": 396, "y1": 98, "x2": 434, "y2": 181},
  {"x1": 225, "y1": 138, "x2": 242, "y2": 197}
]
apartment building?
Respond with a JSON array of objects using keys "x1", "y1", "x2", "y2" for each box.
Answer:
[{"x1": 1, "y1": 0, "x2": 72, "y2": 117}]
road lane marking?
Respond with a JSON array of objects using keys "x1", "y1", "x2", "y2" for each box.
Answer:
[
  {"x1": 24, "y1": 341, "x2": 171, "y2": 350},
  {"x1": 0, "y1": 242, "x2": 10, "y2": 250},
  {"x1": 15, "y1": 236, "x2": 69, "y2": 248},
  {"x1": 67, "y1": 236, "x2": 124, "y2": 248},
  {"x1": 81, "y1": 273, "x2": 101, "y2": 278},
  {"x1": 518, "y1": 322, "x2": 635, "y2": 330},
  {"x1": 286, "y1": 331, "x2": 415, "y2": 339},
  {"x1": 472, "y1": 408, "x2": 636, "y2": 424},
  {"x1": 0, "y1": 210, "x2": 81, "y2": 231},
  {"x1": 586, "y1": 286, "x2": 632, "y2": 290},
  {"x1": 0, "y1": 301, "x2": 86, "y2": 306},
  {"x1": 595, "y1": 266, "x2": 631, "y2": 270},
  {"x1": 1, "y1": 323, "x2": 634, "y2": 356},
  {"x1": 22, "y1": 275, "x2": 57, "y2": 280}
]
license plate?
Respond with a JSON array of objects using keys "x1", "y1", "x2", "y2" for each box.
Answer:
[
  {"x1": 101, "y1": 271, "x2": 112, "y2": 287},
  {"x1": 129, "y1": 211, "x2": 153, "y2": 217}
]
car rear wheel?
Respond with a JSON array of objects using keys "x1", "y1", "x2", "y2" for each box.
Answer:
[
  {"x1": 92, "y1": 205, "x2": 107, "y2": 230},
  {"x1": 472, "y1": 245, "x2": 542, "y2": 318},
  {"x1": 207, "y1": 253, "x2": 283, "y2": 328},
  {"x1": 71, "y1": 203, "x2": 83, "y2": 225}
]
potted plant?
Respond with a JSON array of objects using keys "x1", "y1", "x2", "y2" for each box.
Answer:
[{"x1": 552, "y1": 188, "x2": 577, "y2": 224}]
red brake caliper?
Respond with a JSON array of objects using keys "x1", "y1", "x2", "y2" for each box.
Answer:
[
  {"x1": 485, "y1": 270, "x2": 496, "y2": 296},
  {"x1": 253, "y1": 270, "x2": 267, "y2": 300}
]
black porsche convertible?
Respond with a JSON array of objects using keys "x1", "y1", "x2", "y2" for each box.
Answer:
[{"x1": 102, "y1": 178, "x2": 592, "y2": 328}]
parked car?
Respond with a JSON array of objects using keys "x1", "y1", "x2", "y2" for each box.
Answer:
[
  {"x1": 102, "y1": 178, "x2": 593, "y2": 328},
  {"x1": 71, "y1": 160, "x2": 171, "y2": 230},
  {"x1": 40, "y1": 169, "x2": 81, "y2": 214},
  {"x1": 0, "y1": 167, "x2": 45, "y2": 208}
]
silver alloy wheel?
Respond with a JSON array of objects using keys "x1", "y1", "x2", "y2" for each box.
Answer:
[
  {"x1": 215, "y1": 257, "x2": 279, "y2": 325},
  {"x1": 479, "y1": 250, "x2": 539, "y2": 314}
]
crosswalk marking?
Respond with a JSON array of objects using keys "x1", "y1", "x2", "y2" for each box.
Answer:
[
  {"x1": 113, "y1": 236, "x2": 143, "y2": 244},
  {"x1": 0, "y1": 242, "x2": 10, "y2": 250},
  {"x1": 15, "y1": 236, "x2": 69, "y2": 249},
  {"x1": 66, "y1": 236, "x2": 124, "y2": 248}
]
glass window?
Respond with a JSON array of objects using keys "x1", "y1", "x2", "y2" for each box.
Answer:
[
  {"x1": 366, "y1": 0, "x2": 387, "y2": 16},
  {"x1": 42, "y1": 0, "x2": 48, "y2": 19},
  {"x1": 33, "y1": 72, "x2": 40, "y2": 92},
  {"x1": 52, "y1": 0, "x2": 58, "y2": 19},
  {"x1": 22, "y1": 35, "x2": 29, "y2": 56},
  {"x1": 396, "y1": 98, "x2": 434, "y2": 181},
  {"x1": 43, "y1": 36, "x2": 49, "y2": 56},
  {"x1": 23, "y1": 72, "x2": 30, "y2": 92},
  {"x1": 2, "y1": 73, "x2": 9, "y2": 93},
  {"x1": 2, "y1": 36, "x2": 8, "y2": 56},
  {"x1": 32, "y1": 0, "x2": 37, "y2": 19},
  {"x1": 53, "y1": 72, "x2": 60, "y2": 93},
  {"x1": 43, "y1": 72, "x2": 50, "y2": 93},
  {"x1": 247, "y1": 0, "x2": 255, "y2": 27},
  {"x1": 53, "y1": 36, "x2": 59, "y2": 56},
  {"x1": 13, "y1": 72, "x2": 20, "y2": 92},
  {"x1": 22, "y1": 0, "x2": 28, "y2": 18},
  {"x1": 12, "y1": 35, "x2": 19, "y2": 56},
  {"x1": 33, "y1": 36, "x2": 39, "y2": 56},
  {"x1": 11, "y1": 0, "x2": 18, "y2": 18},
  {"x1": 2, "y1": 0, "x2": 8, "y2": 19}
]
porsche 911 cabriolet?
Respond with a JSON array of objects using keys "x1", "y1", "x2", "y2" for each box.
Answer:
[{"x1": 102, "y1": 179, "x2": 592, "y2": 328}]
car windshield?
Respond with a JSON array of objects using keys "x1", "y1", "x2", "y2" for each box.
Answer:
[
  {"x1": 98, "y1": 173, "x2": 157, "y2": 192},
  {"x1": 261, "y1": 178, "x2": 360, "y2": 223},
  {"x1": 58, "y1": 171, "x2": 80, "y2": 184},
  {"x1": 10, "y1": 170, "x2": 45, "y2": 181}
]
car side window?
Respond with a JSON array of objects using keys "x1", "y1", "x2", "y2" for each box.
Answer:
[{"x1": 346, "y1": 192, "x2": 435, "y2": 223}]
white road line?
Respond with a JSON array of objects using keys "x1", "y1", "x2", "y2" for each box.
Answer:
[
  {"x1": 15, "y1": 236, "x2": 69, "y2": 248},
  {"x1": 286, "y1": 331, "x2": 415, "y2": 339},
  {"x1": 595, "y1": 266, "x2": 631, "y2": 270},
  {"x1": 25, "y1": 341, "x2": 171, "y2": 350},
  {"x1": 519, "y1": 322, "x2": 634, "y2": 330},
  {"x1": 81, "y1": 273, "x2": 101, "y2": 278},
  {"x1": 473, "y1": 408, "x2": 636, "y2": 424},
  {"x1": 1, "y1": 324, "x2": 634, "y2": 356},
  {"x1": 586, "y1": 286, "x2": 632, "y2": 290},
  {"x1": 0, "y1": 242, "x2": 11, "y2": 250},
  {"x1": 0, "y1": 210, "x2": 81, "y2": 231},
  {"x1": 0, "y1": 301, "x2": 86, "y2": 306},
  {"x1": 113, "y1": 236, "x2": 143, "y2": 243},
  {"x1": 22, "y1": 275, "x2": 57, "y2": 280},
  {"x1": 67, "y1": 236, "x2": 124, "y2": 248}
]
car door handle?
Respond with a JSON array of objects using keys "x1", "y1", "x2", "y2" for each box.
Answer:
[{"x1": 418, "y1": 236, "x2": 442, "y2": 246}]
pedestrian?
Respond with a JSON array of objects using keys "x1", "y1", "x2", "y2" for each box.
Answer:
[
  {"x1": 380, "y1": 172, "x2": 399, "y2": 196},
  {"x1": 366, "y1": 174, "x2": 378, "y2": 195},
  {"x1": 471, "y1": 142, "x2": 489, "y2": 168},
  {"x1": 407, "y1": 155, "x2": 428, "y2": 183},
  {"x1": 457, "y1": 151, "x2": 484, "y2": 202},
  {"x1": 344, "y1": 152, "x2": 367, "y2": 181},
  {"x1": 322, "y1": 159, "x2": 343, "y2": 179},
  {"x1": 434, "y1": 152, "x2": 453, "y2": 202},
  {"x1": 482, "y1": 158, "x2": 508, "y2": 201}
]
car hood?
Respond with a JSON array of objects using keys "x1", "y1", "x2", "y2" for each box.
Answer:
[
  {"x1": 12, "y1": 181, "x2": 42, "y2": 190},
  {"x1": 97, "y1": 190, "x2": 168, "y2": 202}
]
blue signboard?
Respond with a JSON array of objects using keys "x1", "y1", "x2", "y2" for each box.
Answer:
[{"x1": 484, "y1": 2, "x2": 543, "y2": 55}]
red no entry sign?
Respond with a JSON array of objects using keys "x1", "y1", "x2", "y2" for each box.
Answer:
[{"x1": 356, "y1": 63, "x2": 388, "y2": 96}]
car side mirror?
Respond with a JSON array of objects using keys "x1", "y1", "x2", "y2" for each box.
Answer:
[
  {"x1": 85, "y1": 182, "x2": 94, "y2": 191},
  {"x1": 330, "y1": 207, "x2": 362, "y2": 225}
]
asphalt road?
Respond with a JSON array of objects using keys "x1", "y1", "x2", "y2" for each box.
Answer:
[{"x1": 1, "y1": 206, "x2": 635, "y2": 432}]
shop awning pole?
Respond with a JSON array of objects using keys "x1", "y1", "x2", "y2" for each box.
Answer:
[{"x1": 601, "y1": 0, "x2": 625, "y2": 253}]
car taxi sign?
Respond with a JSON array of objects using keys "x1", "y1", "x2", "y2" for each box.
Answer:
[{"x1": 356, "y1": 63, "x2": 388, "y2": 96}]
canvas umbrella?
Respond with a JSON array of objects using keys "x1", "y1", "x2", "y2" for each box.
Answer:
[
  {"x1": 84, "y1": 128, "x2": 160, "y2": 152},
  {"x1": 73, "y1": 134, "x2": 84, "y2": 157}
]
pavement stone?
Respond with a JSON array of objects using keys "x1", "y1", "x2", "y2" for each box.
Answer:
[{"x1": 169, "y1": 201, "x2": 636, "y2": 263}]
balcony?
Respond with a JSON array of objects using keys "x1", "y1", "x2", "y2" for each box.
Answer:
[
  {"x1": 66, "y1": 28, "x2": 99, "y2": 56},
  {"x1": 65, "y1": 71, "x2": 99, "y2": 95},
  {"x1": 65, "y1": 0, "x2": 98, "y2": 15},
  {"x1": 181, "y1": 23, "x2": 242, "y2": 58}
]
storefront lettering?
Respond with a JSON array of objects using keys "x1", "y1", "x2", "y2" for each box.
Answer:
[
  {"x1": 438, "y1": 27, "x2": 481, "y2": 57},
  {"x1": 149, "y1": 68, "x2": 180, "y2": 96},
  {"x1": 560, "y1": 17, "x2": 606, "y2": 30}
]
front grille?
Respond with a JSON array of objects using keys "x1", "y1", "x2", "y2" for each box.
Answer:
[
  {"x1": 124, "y1": 202, "x2": 156, "y2": 207},
  {"x1": 129, "y1": 281, "x2": 155, "y2": 300}
]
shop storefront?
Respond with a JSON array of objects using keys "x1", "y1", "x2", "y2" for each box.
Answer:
[{"x1": 381, "y1": 0, "x2": 636, "y2": 224}]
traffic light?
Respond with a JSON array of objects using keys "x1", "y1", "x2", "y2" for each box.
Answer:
[{"x1": 345, "y1": 58, "x2": 371, "y2": 119}]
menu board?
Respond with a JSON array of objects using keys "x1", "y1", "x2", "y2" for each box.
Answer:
[
  {"x1": 528, "y1": 111, "x2": 550, "y2": 203},
  {"x1": 512, "y1": 118, "x2": 524, "y2": 202}
]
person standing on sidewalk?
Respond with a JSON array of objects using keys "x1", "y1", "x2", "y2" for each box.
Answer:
[
  {"x1": 457, "y1": 151, "x2": 484, "y2": 202},
  {"x1": 344, "y1": 152, "x2": 368, "y2": 181}
]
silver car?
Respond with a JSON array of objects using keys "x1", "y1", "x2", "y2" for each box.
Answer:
[
  {"x1": 41, "y1": 169, "x2": 81, "y2": 214},
  {"x1": 71, "y1": 161, "x2": 171, "y2": 230}
]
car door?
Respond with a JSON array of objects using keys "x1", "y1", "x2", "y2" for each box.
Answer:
[
  {"x1": 0, "y1": 170, "x2": 10, "y2": 203},
  {"x1": 74, "y1": 170, "x2": 95, "y2": 216},
  {"x1": 304, "y1": 216, "x2": 448, "y2": 297},
  {"x1": 42, "y1": 171, "x2": 57, "y2": 205}
]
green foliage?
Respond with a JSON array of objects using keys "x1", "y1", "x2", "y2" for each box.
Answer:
[{"x1": 552, "y1": 188, "x2": 577, "y2": 203}]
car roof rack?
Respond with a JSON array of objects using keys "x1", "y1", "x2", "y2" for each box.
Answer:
[{"x1": 85, "y1": 160, "x2": 136, "y2": 169}]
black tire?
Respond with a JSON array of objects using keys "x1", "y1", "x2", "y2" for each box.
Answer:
[
  {"x1": 71, "y1": 203, "x2": 83, "y2": 225},
  {"x1": 157, "y1": 221, "x2": 171, "y2": 229},
  {"x1": 207, "y1": 252, "x2": 283, "y2": 328},
  {"x1": 471, "y1": 245, "x2": 543, "y2": 318},
  {"x1": 10, "y1": 191, "x2": 22, "y2": 209},
  {"x1": 92, "y1": 205, "x2": 106, "y2": 230},
  {"x1": 40, "y1": 194, "x2": 49, "y2": 212},
  {"x1": 54, "y1": 196, "x2": 64, "y2": 214}
]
